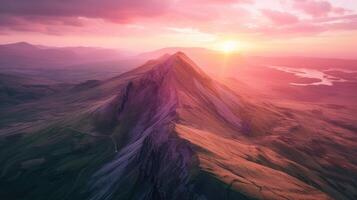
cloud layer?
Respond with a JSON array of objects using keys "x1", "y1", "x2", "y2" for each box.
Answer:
[{"x1": 0, "y1": 0, "x2": 356, "y2": 56}]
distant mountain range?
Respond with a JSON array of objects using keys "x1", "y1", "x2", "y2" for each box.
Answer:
[
  {"x1": 0, "y1": 42, "x2": 127, "y2": 69},
  {"x1": 0, "y1": 52, "x2": 356, "y2": 200},
  {"x1": 0, "y1": 42, "x2": 145, "y2": 84},
  {"x1": 1, "y1": 42, "x2": 356, "y2": 74}
]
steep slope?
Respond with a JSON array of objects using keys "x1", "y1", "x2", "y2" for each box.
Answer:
[
  {"x1": 0, "y1": 53, "x2": 356, "y2": 200},
  {"x1": 84, "y1": 52, "x2": 340, "y2": 200},
  {"x1": 86, "y1": 52, "x2": 255, "y2": 200}
]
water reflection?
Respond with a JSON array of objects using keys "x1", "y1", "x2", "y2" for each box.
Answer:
[{"x1": 267, "y1": 66, "x2": 353, "y2": 86}]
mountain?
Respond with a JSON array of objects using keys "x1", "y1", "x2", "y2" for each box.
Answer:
[
  {"x1": 0, "y1": 42, "x2": 125, "y2": 69},
  {"x1": 0, "y1": 53, "x2": 356, "y2": 200},
  {"x1": 139, "y1": 47, "x2": 357, "y2": 78},
  {"x1": 138, "y1": 47, "x2": 246, "y2": 75},
  {"x1": 139, "y1": 47, "x2": 217, "y2": 59},
  {"x1": 0, "y1": 42, "x2": 144, "y2": 83}
]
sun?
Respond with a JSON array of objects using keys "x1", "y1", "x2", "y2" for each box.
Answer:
[{"x1": 219, "y1": 40, "x2": 239, "y2": 53}]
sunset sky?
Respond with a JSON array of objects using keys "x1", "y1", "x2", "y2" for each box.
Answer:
[{"x1": 0, "y1": 0, "x2": 356, "y2": 58}]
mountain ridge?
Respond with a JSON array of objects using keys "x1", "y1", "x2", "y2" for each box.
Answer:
[
  {"x1": 0, "y1": 52, "x2": 355, "y2": 200},
  {"x1": 86, "y1": 52, "x2": 330, "y2": 200},
  {"x1": 88, "y1": 52, "x2": 251, "y2": 199}
]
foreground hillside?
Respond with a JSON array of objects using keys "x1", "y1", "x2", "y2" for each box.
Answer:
[{"x1": 0, "y1": 53, "x2": 356, "y2": 200}]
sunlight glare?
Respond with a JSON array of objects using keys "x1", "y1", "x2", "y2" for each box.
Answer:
[{"x1": 219, "y1": 40, "x2": 239, "y2": 53}]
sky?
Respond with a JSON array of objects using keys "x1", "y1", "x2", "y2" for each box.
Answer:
[{"x1": 0, "y1": 0, "x2": 356, "y2": 58}]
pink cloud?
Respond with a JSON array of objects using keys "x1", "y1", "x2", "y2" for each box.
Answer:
[
  {"x1": 0, "y1": 0, "x2": 173, "y2": 25},
  {"x1": 0, "y1": 0, "x2": 255, "y2": 33},
  {"x1": 0, "y1": 0, "x2": 175, "y2": 35},
  {"x1": 261, "y1": 9, "x2": 300, "y2": 25},
  {"x1": 308, "y1": 14, "x2": 357, "y2": 23},
  {"x1": 0, "y1": 0, "x2": 253, "y2": 24},
  {"x1": 256, "y1": 22, "x2": 325, "y2": 37},
  {"x1": 190, "y1": 0, "x2": 253, "y2": 3},
  {"x1": 293, "y1": 0, "x2": 332, "y2": 17},
  {"x1": 293, "y1": 0, "x2": 349, "y2": 17},
  {"x1": 0, "y1": 13, "x2": 86, "y2": 35},
  {"x1": 0, "y1": 0, "x2": 355, "y2": 40},
  {"x1": 256, "y1": 12, "x2": 357, "y2": 37},
  {"x1": 332, "y1": 7, "x2": 349, "y2": 15}
]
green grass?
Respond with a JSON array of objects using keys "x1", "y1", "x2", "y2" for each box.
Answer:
[{"x1": 0, "y1": 121, "x2": 116, "y2": 200}]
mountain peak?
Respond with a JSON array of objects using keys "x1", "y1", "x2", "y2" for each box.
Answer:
[
  {"x1": 169, "y1": 51, "x2": 198, "y2": 63},
  {"x1": 94, "y1": 52, "x2": 219, "y2": 134},
  {"x1": 171, "y1": 51, "x2": 186, "y2": 57},
  {"x1": 147, "y1": 51, "x2": 209, "y2": 81},
  {"x1": 149, "y1": 51, "x2": 187, "y2": 65}
]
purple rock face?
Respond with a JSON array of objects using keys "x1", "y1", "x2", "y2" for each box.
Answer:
[{"x1": 88, "y1": 52, "x2": 249, "y2": 199}]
